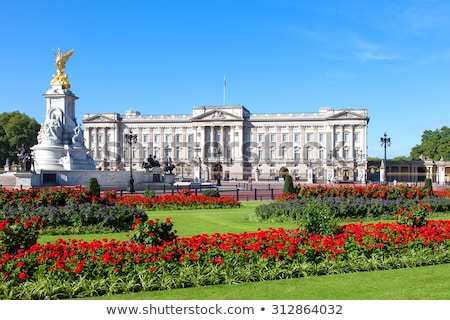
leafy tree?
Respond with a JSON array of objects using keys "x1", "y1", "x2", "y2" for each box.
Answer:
[
  {"x1": 0, "y1": 112, "x2": 40, "y2": 167},
  {"x1": 410, "y1": 126, "x2": 450, "y2": 161},
  {"x1": 88, "y1": 177, "x2": 101, "y2": 197},
  {"x1": 283, "y1": 174, "x2": 295, "y2": 194},
  {"x1": 392, "y1": 156, "x2": 411, "y2": 162}
]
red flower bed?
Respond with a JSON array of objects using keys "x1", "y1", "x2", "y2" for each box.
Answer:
[
  {"x1": 115, "y1": 193, "x2": 241, "y2": 209},
  {"x1": 0, "y1": 186, "x2": 240, "y2": 209},
  {"x1": 296, "y1": 184, "x2": 436, "y2": 199},
  {"x1": 1, "y1": 220, "x2": 449, "y2": 290}
]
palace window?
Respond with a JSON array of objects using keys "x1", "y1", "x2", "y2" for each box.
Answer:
[
  {"x1": 270, "y1": 134, "x2": 276, "y2": 142},
  {"x1": 258, "y1": 133, "x2": 264, "y2": 142},
  {"x1": 319, "y1": 133, "x2": 324, "y2": 142},
  {"x1": 344, "y1": 148, "x2": 350, "y2": 159},
  {"x1": 258, "y1": 149, "x2": 264, "y2": 161},
  {"x1": 344, "y1": 133, "x2": 350, "y2": 142}
]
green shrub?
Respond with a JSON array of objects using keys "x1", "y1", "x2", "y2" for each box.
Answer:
[
  {"x1": 202, "y1": 189, "x2": 220, "y2": 197},
  {"x1": 129, "y1": 217, "x2": 177, "y2": 246},
  {"x1": 299, "y1": 199, "x2": 337, "y2": 236},
  {"x1": 283, "y1": 174, "x2": 295, "y2": 194},
  {"x1": 424, "y1": 178, "x2": 433, "y2": 195},
  {"x1": 0, "y1": 217, "x2": 43, "y2": 254},
  {"x1": 88, "y1": 177, "x2": 101, "y2": 197},
  {"x1": 143, "y1": 189, "x2": 156, "y2": 198},
  {"x1": 394, "y1": 202, "x2": 431, "y2": 228}
]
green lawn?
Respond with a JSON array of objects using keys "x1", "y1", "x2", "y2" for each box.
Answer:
[
  {"x1": 39, "y1": 201, "x2": 450, "y2": 243},
  {"x1": 85, "y1": 263, "x2": 450, "y2": 300},
  {"x1": 39, "y1": 201, "x2": 299, "y2": 243},
  {"x1": 38, "y1": 201, "x2": 450, "y2": 300}
]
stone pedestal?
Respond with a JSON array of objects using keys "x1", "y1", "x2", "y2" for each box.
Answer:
[
  {"x1": 32, "y1": 84, "x2": 95, "y2": 172},
  {"x1": 380, "y1": 160, "x2": 386, "y2": 183},
  {"x1": 14, "y1": 172, "x2": 38, "y2": 189},
  {"x1": 164, "y1": 174, "x2": 175, "y2": 184}
]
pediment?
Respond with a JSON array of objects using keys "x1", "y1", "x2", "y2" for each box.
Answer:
[
  {"x1": 82, "y1": 114, "x2": 120, "y2": 123},
  {"x1": 191, "y1": 109, "x2": 243, "y2": 121},
  {"x1": 327, "y1": 110, "x2": 368, "y2": 120}
]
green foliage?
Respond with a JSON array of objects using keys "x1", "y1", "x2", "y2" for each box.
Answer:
[
  {"x1": 391, "y1": 156, "x2": 411, "y2": 162},
  {"x1": 129, "y1": 217, "x2": 177, "y2": 246},
  {"x1": 88, "y1": 178, "x2": 101, "y2": 197},
  {"x1": 298, "y1": 199, "x2": 337, "y2": 235},
  {"x1": 424, "y1": 178, "x2": 433, "y2": 194},
  {"x1": 410, "y1": 126, "x2": 450, "y2": 160},
  {"x1": 283, "y1": 174, "x2": 295, "y2": 194},
  {"x1": 394, "y1": 203, "x2": 431, "y2": 228},
  {"x1": 0, "y1": 111, "x2": 40, "y2": 167},
  {"x1": 202, "y1": 189, "x2": 220, "y2": 197},
  {"x1": 0, "y1": 217, "x2": 43, "y2": 254},
  {"x1": 143, "y1": 189, "x2": 156, "y2": 198}
]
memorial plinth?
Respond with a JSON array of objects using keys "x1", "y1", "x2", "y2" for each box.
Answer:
[{"x1": 31, "y1": 49, "x2": 95, "y2": 172}]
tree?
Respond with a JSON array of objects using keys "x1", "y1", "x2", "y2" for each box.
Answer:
[
  {"x1": 88, "y1": 177, "x2": 101, "y2": 197},
  {"x1": 0, "y1": 112, "x2": 40, "y2": 168},
  {"x1": 392, "y1": 156, "x2": 411, "y2": 162},
  {"x1": 410, "y1": 126, "x2": 450, "y2": 161},
  {"x1": 283, "y1": 174, "x2": 295, "y2": 194}
]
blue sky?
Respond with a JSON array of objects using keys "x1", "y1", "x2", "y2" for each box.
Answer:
[{"x1": 1, "y1": 0, "x2": 450, "y2": 158}]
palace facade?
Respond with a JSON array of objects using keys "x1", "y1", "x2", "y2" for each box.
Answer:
[{"x1": 82, "y1": 105, "x2": 370, "y2": 183}]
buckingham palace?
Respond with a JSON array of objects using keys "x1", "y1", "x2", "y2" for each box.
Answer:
[{"x1": 82, "y1": 105, "x2": 369, "y2": 183}]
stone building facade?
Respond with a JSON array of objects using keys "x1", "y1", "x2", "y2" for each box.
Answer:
[{"x1": 82, "y1": 105, "x2": 370, "y2": 183}]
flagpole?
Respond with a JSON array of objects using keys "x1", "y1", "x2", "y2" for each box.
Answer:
[{"x1": 223, "y1": 76, "x2": 226, "y2": 106}]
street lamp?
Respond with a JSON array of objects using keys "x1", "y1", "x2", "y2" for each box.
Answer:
[
  {"x1": 217, "y1": 148, "x2": 222, "y2": 186},
  {"x1": 380, "y1": 132, "x2": 391, "y2": 183},
  {"x1": 125, "y1": 129, "x2": 137, "y2": 193},
  {"x1": 194, "y1": 145, "x2": 202, "y2": 182}
]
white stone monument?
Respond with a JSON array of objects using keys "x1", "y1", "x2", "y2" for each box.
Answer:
[
  {"x1": 380, "y1": 159, "x2": 386, "y2": 184},
  {"x1": 32, "y1": 49, "x2": 95, "y2": 172}
]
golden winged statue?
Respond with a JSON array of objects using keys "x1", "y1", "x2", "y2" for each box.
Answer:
[{"x1": 50, "y1": 48, "x2": 75, "y2": 89}]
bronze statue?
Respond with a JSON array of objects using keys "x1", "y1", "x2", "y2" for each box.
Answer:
[{"x1": 16, "y1": 144, "x2": 34, "y2": 172}]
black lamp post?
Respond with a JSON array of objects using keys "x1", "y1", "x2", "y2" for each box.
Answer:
[
  {"x1": 380, "y1": 132, "x2": 391, "y2": 183},
  {"x1": 217, "y1": 148, "x2": 222, "y2": 186},
  {"x1": 125, "y1": 129, "x2": 137, "y2": 193}
]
